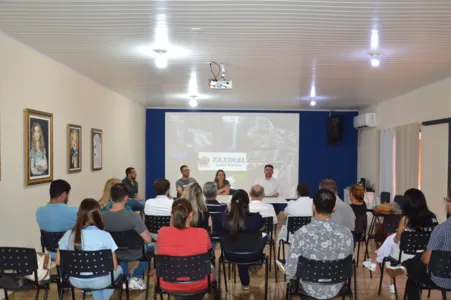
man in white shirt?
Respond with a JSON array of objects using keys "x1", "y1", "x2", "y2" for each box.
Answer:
[
  {"x1": 249, "y1": 185, "x2": 278, "y2": 224},
  {"x1": 255, "y1": 164, "x2": 280, "y2": 196},
  {"x1": 319, "y1": 178, "x2": 355, "y2": 231},
  {"x1": 284, "y1": 182, "x2": 313, "y2": 217},
  {"x1": 144, "y1": 178, "x2": 173, "y2": 239}
]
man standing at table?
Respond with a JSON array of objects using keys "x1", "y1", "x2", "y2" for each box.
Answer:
[
  {"x1": 255, "y1": 164, "x2": 280, "y2": 196},
  {"x1": 175, "y1": 165, "x2": 197, "y2": 197}
]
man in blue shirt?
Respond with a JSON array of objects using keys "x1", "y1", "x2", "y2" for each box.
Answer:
[{"x1": 36, "y1": 179, "x2": 78, "y2": 258}]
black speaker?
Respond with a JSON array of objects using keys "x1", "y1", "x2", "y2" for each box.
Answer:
[{"x1": 327, "y1": 115, "x2": 344, "y2": 144}]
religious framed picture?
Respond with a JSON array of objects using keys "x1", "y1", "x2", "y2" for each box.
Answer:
[
  {"x1": 25, "y1": 109, "x2": 53, "y2": 185},
  {"x1": 67, "y1": 124, "x2": 82, "y2": 173},
  {"x1": 91, "y1": 128, "x2": 102, "y2": 171}
]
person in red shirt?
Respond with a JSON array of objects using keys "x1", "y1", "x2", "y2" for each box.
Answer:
[{"x1": 157, "y1": 198, "x2": 213, "y2": 298}]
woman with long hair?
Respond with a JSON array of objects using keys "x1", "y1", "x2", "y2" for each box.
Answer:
[
  {"x1": 182, "y1": 182, "x2": 212, "y2": 232},
  {"x1": 349, "y1": 184, "x2": 367, "y2": 216},
  {"x1": 56, "y1": 198, "x2": 122, "y2": 300},
  {"x1": 30, "y1": 122, "x2": 48, "y2": 176},
  {"x1": 214, "y1": 169, "x2": 231, "y2": 195},
  {"x1": 363, "y1": 188, "x2": 438, "y2": 293},
  {"x1": 99, "y1": 178, "x2": 132, "y2": 212},
  {"x1": 157, "y1": 198, "x2": 212, "y2": 298},
  {"x1": 219, "y1": 189, "x2": 265, "y2": 290}
]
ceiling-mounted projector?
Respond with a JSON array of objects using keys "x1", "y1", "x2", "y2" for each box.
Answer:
[{"x1": 208, "y1": 61, "x2": 232, "y2": 89}]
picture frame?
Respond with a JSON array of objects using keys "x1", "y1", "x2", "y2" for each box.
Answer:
[
  {"x1": 91, "y1": 128, "x2": 102, "y2": 171},
  {"x1": 25, "y1": 109, "x2": 53, "y2": 185},
  {"x1": 67, "y1": 124, "x2": 82, "y2": 173}
]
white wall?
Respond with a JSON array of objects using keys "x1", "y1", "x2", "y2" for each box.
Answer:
[{"x1": 0, "y1": 33, "x2": 146, "y2": 250}]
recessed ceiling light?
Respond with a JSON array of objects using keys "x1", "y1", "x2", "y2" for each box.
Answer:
[
  {"x1": 189, "y1": 98, "x2": 198, "y2": 108},
  {"x1": 191, "y1": 27, "x2": 201, "y2": 31},
  {"x1": 310, "y1": 100, "x2": 316, "y2": 106}
]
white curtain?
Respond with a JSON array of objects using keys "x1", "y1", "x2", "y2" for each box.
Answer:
[
  {"x1": 395, "y1": 124, "x2": 420, "y2": 195},
  {"x1": 379, "y1": 130, "x2": 394, "y2": 200}
]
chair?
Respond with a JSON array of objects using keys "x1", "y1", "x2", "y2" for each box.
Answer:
[
  {"x1": 379, "y1": 231, "x2": 431, "y2": 300},
  {"x1": 380, "y1": 191, "x2": 391, "y2": 204},
  {"x1": 263, "y1": 217, "x2": 277, "y2": 282},
  {"x1": 394, "y1": 195, "x2": 407, "y2": 209},
  {"x1": 154, "y1": 253, "x2": 218, "y2": 300},
  {"x1": 364, "y1": 214, "x2": 401, "y2": 262},
  {"x1": 108, "y1": 230, "x2": 152, "y2": 300},
  {"x1": 277, "y1": 216, "x2": 311, "y2": 281},
  {"x1": 0, "y1": 247, "x2": 51, "y2": 300},
  {"x1": 416, "y1": 250, "x2": 451, "y2": 300},
  {"x1": 352, "y1": 215, "x2": 368, "y2": 267},
  {"x1": 144, "y1": 215, "x2": 171, "y2": 236},
  {"x1": 58, "y1": 249, "x2": 128, "y2": 300},
  {"x1": 285, "y1": 255, "x2": 354, "y2": 300},
  {"x1": 40, "y1": 230, "x2": 66, "y2": 294},
  {"x1": 210, "y1": 211, "x2": 223, "y2": 247}
]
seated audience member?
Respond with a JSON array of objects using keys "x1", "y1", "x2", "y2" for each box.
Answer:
[
  {"x1": 122, "y1": 167, "x2": 144, "y2": 212},
  {"x1": 175, "y1": 165, "x2": 197, "y2": 197},
  {"x1": 319, "y1": 178, "x2": 355, "y2": 231},
  {"x1": 249, "y1": 185, "x2": 278, "y2": 224},
  {"x1": 144, "y1": 178, "x2": 173, "y2": 239},
  {"x1": 204, "y1": 182, "x2": 228, "y2": 213},
  {"x1": 157, "y1": 198, "x2": 212, "y2": 298},
  {"x1": 349, "y1": 184, "x2": 367, "y2": 217},
  {"x1": 183, "y1": 182, "x2": 212, "y2": 232},
  {"x1": 103, "y1": 183, "x2": 153, "y2": 290},
  {"x1": 363, "y1": 188, "x2": 438, "y2": 293},
  {"x1": 99, "y1": 178, "x2": 132, "y2": 212},
  {"x1": 57, "y1": 198, "x2": 123, "y2": 300},
  {"x1": 219, "y1": 189, "x2": 266, "y2": 290},
  {"x1": 36, "y1": 179, "x2": 77, "y2": 259},
  {"x1": 214, "y1": 169, "x2": 231, "y2": 195},
  {"x1": 385, "y1": 195, "x2": 451, "y2": 300},
  {"x1": 284, "y1": 189, "x2": 354, "y2": 299},
  {"x1": 279, "y1": 182, "x2": 313, "y2": 244}
]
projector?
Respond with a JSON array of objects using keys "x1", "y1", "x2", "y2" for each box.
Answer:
[{"x1": 210, "y1": 80, "x2": 232, "y2": 89}]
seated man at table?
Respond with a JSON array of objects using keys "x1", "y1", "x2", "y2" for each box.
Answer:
[
  {"x1": 249, "y1": 185, "x2": 278, "y2": 225},
  {"x1": 122, "y1": 167, "x2": 144, "y2": 212},
  {"x1": 255, "y1": 164, "x2": 280, "y2": 197},
  {"x1": 283, "y1": 188, "x2": 354, "y2": 299},
  {"x1": 319, "y1": 178, "x2": 355, "y2": 231},
  {"x1": 103, "y1": 183, "x2": 153, "y2": 290},
  {"x1": 175, "y1": 165, "x2": 197, "y2": 197}
]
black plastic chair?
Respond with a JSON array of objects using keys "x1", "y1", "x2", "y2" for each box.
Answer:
[
  {"x1": 154, "y1": 252, "x2": 218, "y2": 300},
  {"x1": 144, "y1": 215, "x2": 171, "y2": 236},
  {"x1": 364, "y1": 214, "x2": 401, "y2": 262},
  {"x1": 210, "y1": 212, "x2": 223, "y2": 246},
  {"x1": 380, "y1": 192, "x2": 391, "y2": 204},
  {"x1": 108, "y1": 230, "x2": 152, "y2": 300},
  {"x1": 352, "y1": 215, "x2": 367, "y2": 267},
  {"x1": 0, "y1": 247, "x2": 51, "y2": 300},
  {"x1": 416, "y1": 250, "x2": 451, "y2": 300},
  {"x1": 285, "y1": 254, "x2": 354, "y2": 300},
  {"x1": 263, "y1": 216, "x2": 277, "y2": 281},
  {"x1": 277, "y1": 216, "x2": 311, "y2": 281},
  {"x1": 58, "y1": 249, "x2": 128, "y2": 300},
  {"x1": 40, "y1": 230, "x2": 66, "y2": 294}
]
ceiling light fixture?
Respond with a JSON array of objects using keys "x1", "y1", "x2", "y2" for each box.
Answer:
[
  {"x1": 154, "y1": 49, "x2": 168, "y2": 69},
  {"x1": 371, "y1": 29, "x2": 379, "y2": 50},
  {"x1": 369, "y1": 51, "x2": 381, "y2": 67},
  {"x1": 310, "y1": 85, "x2": 316, "y2": 99},
  {"x1": 310, "y1": 99, "x2": 316, "y2": 106},
  {"x1": 189, "y1": 96, "x2": 198, "y2": 108}
]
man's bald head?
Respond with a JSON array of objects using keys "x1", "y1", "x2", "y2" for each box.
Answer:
[{"x1": 250, "y1": 184, "x2": 265, "y2": 200}]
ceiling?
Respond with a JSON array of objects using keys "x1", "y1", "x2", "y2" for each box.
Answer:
[{"x1": 1, "y1": 1, "x2": 451, "y2": 110}]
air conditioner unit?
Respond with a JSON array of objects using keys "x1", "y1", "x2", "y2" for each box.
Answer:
[{"x1": 353, "y1": 113, "x2": 377, "y2": 129}]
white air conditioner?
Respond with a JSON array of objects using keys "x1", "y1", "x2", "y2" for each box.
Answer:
[{"x1": 353, "y1": 113, "x2": 377, "y2": 129}]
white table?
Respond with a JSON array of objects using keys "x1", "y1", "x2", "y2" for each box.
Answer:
[{"x1": 216, "y1": 195, "x2": 288, "y2": 205}]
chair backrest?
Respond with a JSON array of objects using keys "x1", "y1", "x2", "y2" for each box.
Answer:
[
  {"x1": 0, "y1": 247, "x2": 38, "y2": 276},
  {"x1": 262, "y1": 217, "x2": 274, "y2": 240},
  {"x1": 155, "y1": 253, "x2": 211, "y2": 283},
  {"x1": 399, "y1": 231, "x2": 431, "y2": 257},
  {"x1": 393, "y1": 195, "x2": 407, "y2": 209},
  {"x1": 286, "y1": 216, "x2": 311, "y2": 239},
  {"x1": 380, "y1": 192, "x2": 391, "y2": 204},
  {"x1": 108, "y1": 230, "x2": 144, "y2": 251},
  {"x1": 354, "y1": 215, "x2": 368, "y2": 236},
  {"x1": 40, "y1": 230, "x2": 66, "y2": 253},
  {"x1": 144, "y1": 215, "x2": 171, "y2": 234},
  {"x1": 382, "y1": 214, "x2": 402, "y2": 233},
  {"x1": 296, "y1": 255, "x2": 353, "y2": 284},
  {"x1": 210, "y1": 212, "x2": 222, "y2": 238},
  {"x1": 429, "y1": 251, "x2": 451, "y2": 279},
  {"x1": 59, "y1": 250, "x2": 114, "y2": 279},
  {"x1": 220, "y1": 231, "x2": 264, "y2": 255}
]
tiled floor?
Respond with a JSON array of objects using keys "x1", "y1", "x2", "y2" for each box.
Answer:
[{"x1": 7, "y1": 215, "x2": 448, "y2": 299}]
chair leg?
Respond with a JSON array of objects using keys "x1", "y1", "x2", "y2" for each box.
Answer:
[
  {"x1": 356, "y1": 241, "x2": 361, "y2": 267},
  {"x1": 428, "y1": 289, "x2": 432, "y2": 298},
  {"x1": 35, "y1": 286, "x2": 40, "y2": 300},
  {"x1": 4, "y1": 289, "x2": 8, "y2": 300},
  {"x1": 269, "y1": 241, "x2": 273, "y2": 271},
  {"x1": 354, "y1": 262, "x2": 358, "y2": 300},
  {"x1": 277, "y1": 240, "x2": 282, "y2": 261},
  {"x1": 125, "y1": 278, "x2": 130, "y2": 300},
  {"x1": 264, "y1": 257, "x2": 269, "y2": 300},
  {"x1": 44, "y1": 286, "x2": 49, "y2": 300},
  {"x1": 217, "y1": 258, "x2": 222, "y2": 299},
  {"x1": 118, "y1": 284, "x2": 123, "y2": 300},
  {"x1": 71, "y1": 287, "x2": 75, "y2": 300},
  {"x1": 145, "y1": 263, "x2": 150, "y2": 300},
  {"x1": 233, "y1": 263, "x2": 237, "y2": 284},
  {"x1": 273, "y1": 240, "x2": 278, "y2": 283},
  {"x1": 228, "y1": 262, "x2": 231, "y2": 281},
  {"x1": 223, "y1": 260, "x2": 228, "y2": 292},
  {"x1": 442, "y1": 290, "x2": 447, "y2": 300},
  {"x1": 82, "y1": 291, "x2": 86, "y2": 300},
  {"x1": 393, "y1": 277, "x2": 399, "y2": 300},
  {"x1": 378, "y1": 262, "x2": 385, "y2": 295}
]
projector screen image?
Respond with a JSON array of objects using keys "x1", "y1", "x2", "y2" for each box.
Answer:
[{"x1": 165, "y1": 112, "x2": 299, "y2": 196}]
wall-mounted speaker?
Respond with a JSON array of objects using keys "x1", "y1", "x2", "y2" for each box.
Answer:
[{"x1": 327, "y1": 115, "x2": 344, "y2": 144}]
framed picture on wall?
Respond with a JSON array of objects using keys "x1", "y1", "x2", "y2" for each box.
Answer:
[
  {"x1": 25, "y1": 109, "x2": 53, "y2": 185},
  {"x1": 91, "y1": 128, "x2": 102, "y2": 171},
  {"x1": 68, "y1": 124, "x2": 82, "y2": 173}
]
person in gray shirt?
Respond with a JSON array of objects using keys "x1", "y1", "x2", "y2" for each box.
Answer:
[
  {"x1": 175, "y1": 165, "x2": 197, "y2": 197},
  {"x1": 103, "y1": 183, "x2": 153, "y2": 291},
  {"x1": 284, "y1": 188, "x2": 354, "y2": 299},
  {"x1": 319, "y1": 178, "x2": 356, "y2": 231}
]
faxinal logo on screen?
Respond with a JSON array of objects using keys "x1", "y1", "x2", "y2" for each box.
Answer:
[{"x1": 198, "y1": 152, "x2": 247, "y2": 171}]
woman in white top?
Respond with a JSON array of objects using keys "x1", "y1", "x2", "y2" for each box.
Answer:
[{"x1": 279, "y1": 182, "x2": 313, "y2": 243}]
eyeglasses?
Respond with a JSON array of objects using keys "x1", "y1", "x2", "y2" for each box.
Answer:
[{"x1": 443, "y1": 197, "x2": 451, "y2": 203}]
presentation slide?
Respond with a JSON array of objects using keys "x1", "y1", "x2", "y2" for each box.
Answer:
[{"x1": 165, "y1": 112, "x2": 300, "y2": 196}]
